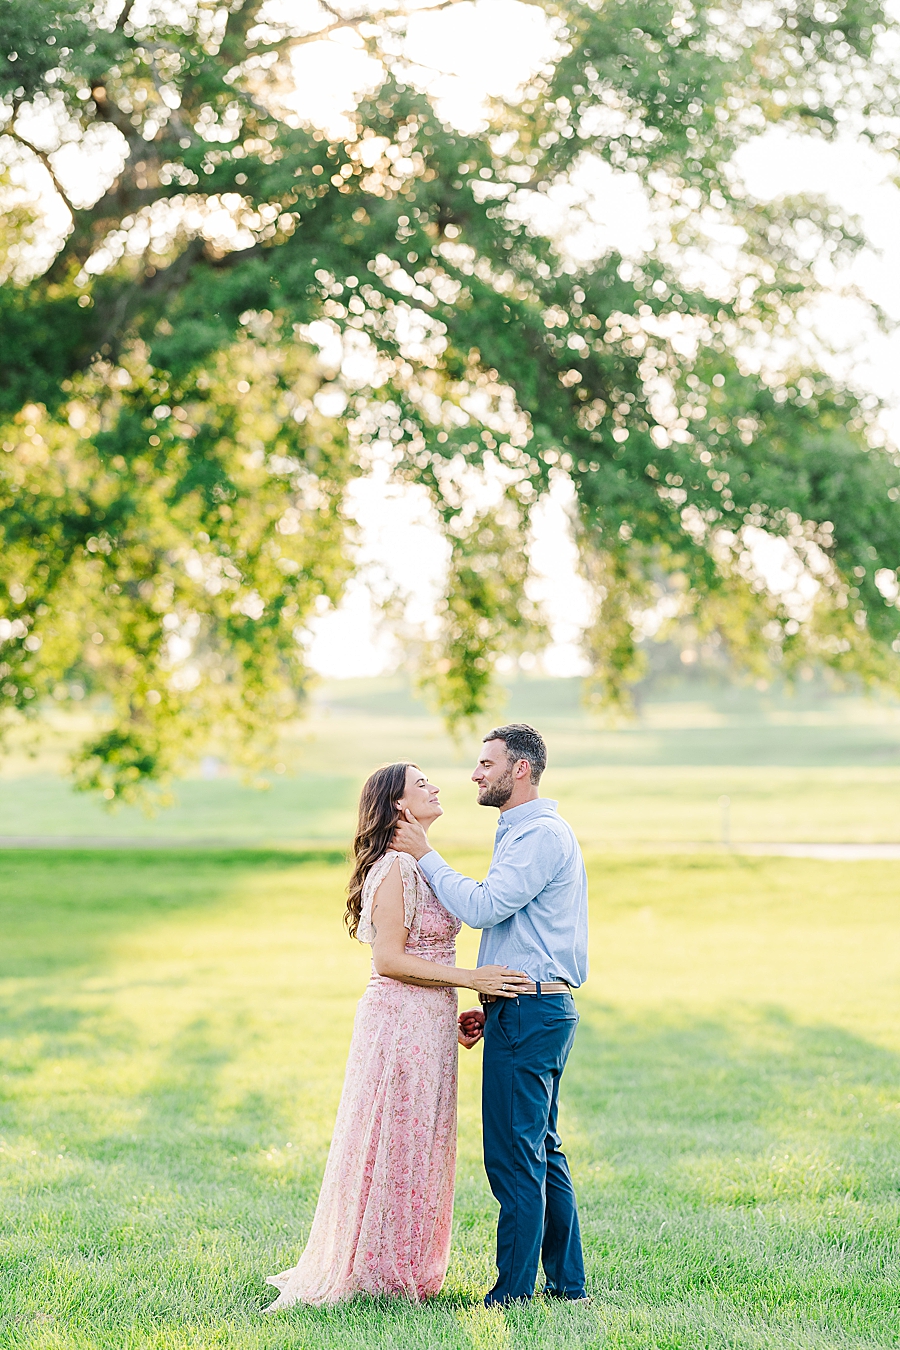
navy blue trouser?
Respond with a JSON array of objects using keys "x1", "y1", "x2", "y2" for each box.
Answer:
[{"x1": 482, "y1": 991, "x2": 585, "y2": 1303}]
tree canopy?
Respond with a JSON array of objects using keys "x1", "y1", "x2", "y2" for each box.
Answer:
[{"x1": 2, "y1": 0, "x2": 900, "y2": 797}]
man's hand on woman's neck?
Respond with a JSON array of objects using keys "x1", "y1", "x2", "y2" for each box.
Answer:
[{"x1": 391, "y1": 810, "x2": 431, "y2": 860}]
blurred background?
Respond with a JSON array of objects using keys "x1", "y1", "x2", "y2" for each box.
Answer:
[{"x1": 4, "y1": 666, "x2": 900, "y2": 849}]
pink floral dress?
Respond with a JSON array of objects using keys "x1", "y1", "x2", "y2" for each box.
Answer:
[{"x1": 265, "y1": 850, "x2": 462, "y2": 1307}]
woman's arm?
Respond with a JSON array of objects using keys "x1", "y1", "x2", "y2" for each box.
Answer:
[{"x1": 369, "y1": 856, "x2": 529, "y2": 997}]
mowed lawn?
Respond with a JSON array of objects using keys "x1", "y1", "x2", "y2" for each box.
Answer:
[{"x1": 3, "y1": 850, "x2": 900, "y2": 1348}]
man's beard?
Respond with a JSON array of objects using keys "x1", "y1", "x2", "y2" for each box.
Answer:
[{"x1": 477, "y1": 767, "x2": 515, "y2": 808}]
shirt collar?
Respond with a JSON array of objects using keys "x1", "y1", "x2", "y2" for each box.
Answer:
[{"x1": 495, "y1": 797, "x2": 559, "y2": 836}]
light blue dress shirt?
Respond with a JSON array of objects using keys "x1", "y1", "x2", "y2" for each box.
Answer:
[{"x1": 417, "y1": 798, "x2": 589, "y2": 988}]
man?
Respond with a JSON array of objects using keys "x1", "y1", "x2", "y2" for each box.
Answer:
[{"x1": 392, "y1": 722, "x2": 589, "y2": 1307}]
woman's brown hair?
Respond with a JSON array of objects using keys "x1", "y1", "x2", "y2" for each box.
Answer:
[{"x1": 345, "y1": 761, "x2": 415, "y2": 939}]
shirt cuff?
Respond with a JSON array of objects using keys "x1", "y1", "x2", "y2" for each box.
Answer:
[{"x1": 417, "y1": 849, "x2": 444, "y2": 880}]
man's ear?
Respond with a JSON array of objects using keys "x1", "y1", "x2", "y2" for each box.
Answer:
[{"x1": 515, "y1": 758, "x2": 530, "y2": 779}]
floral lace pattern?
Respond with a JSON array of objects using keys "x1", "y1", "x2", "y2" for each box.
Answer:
[{"x1": 265, "y1": 851, "x2": 462, "y2": 1307}]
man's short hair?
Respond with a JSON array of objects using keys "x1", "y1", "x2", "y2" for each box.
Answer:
[{"x1": 484, "y1": 723, "x2": 547, "y2": 784}]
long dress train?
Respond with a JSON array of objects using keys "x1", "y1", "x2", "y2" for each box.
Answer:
[{"x1": 265, "y1": 850, "x2": 462, "y2": 1306}]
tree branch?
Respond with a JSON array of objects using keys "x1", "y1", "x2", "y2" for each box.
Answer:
[
  {"x1": 7, "y1": 129, "x2": 77, "y2": 219},
  {"x1": 254, "y1": 0, "x2": 469, "y2": 54},
  {"x1": 116, "y1": 0, "x2": 137, "y2": 31}
]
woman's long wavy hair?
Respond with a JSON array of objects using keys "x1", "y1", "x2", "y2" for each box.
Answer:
[{"x1": 345, "y1": 761, "x2": 415, "y2": 939}]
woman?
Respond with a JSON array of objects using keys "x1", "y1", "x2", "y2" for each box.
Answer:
[{"x1": 264, "y1": 762, "x2": 528, "y2": 1308}]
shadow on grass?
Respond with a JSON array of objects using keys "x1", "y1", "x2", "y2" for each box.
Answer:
[
  {"x1": 566, "y1": 1002, "x2": 900, "y2": 1182},
  {"x1": 126, "y1": 1014, "x2": 304, "y2": 1187},
  {"x1": 550, "y1": 1007, "x2": 900, "y2": 1343},
  {"x1": 5, "y1": 886, "x2": 900, "y2": 1346},
  {"x1": 0, "y1": 849, "x2": 346, "y2": 978},
  {"x1": 1, "y1": 1012, "x2": 899, "y2": 1349}
]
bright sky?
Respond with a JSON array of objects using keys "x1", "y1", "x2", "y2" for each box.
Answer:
[{"x1": 297, "y1": 0, "x2": 900, "y2": 679}]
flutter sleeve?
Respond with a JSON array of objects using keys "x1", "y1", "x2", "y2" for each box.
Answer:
[{"x1": 356, "y1": 851, "x2": 420, "y2": 945}]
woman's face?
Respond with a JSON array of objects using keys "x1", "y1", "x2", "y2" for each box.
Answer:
[{"x1": 397, "y1": 765, "x2": 442, "y2": 828}]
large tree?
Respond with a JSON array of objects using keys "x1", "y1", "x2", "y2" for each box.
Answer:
[{"x1": 2, "y1": 0, "x2": 899, "y2": 796}]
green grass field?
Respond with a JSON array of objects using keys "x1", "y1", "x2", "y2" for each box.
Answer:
[{"x1": 4, "y1": 846, "x2": 900, "y2": 1348}]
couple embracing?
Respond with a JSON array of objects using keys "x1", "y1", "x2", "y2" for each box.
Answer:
[{"x1": 265, "y1": 723, "x2": 589, "y2": 1309}]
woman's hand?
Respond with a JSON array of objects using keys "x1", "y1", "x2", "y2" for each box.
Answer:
[{"x1": 470, "y1": 965, "x2": 530, "y2": 998}]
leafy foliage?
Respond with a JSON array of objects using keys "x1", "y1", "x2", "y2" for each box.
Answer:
[
  {"x1": 1, "y1": 332, "x2": 350, "y2": 798},
  {"x1": 1, "y1": 0, "x2": 900, "y2": 793}
]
